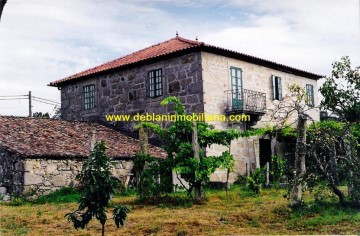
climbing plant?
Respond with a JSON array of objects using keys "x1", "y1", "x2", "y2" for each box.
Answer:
[{"x1": 140, "y1": 96, "x2": 241, "y2": 202}]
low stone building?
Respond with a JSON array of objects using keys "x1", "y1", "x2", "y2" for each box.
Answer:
[{"x1": 0, "y1": 116, "x2": 166, "y2": 196}]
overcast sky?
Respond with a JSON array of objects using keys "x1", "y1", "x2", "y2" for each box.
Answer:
[{"x1": 0, "y1": 0, "x2": 359, "y2": 116}]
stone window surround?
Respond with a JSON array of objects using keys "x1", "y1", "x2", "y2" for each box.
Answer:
[
  {"x1": 272, "y1": 75, "x2": 282, "y2": 101},
  {"x1": 306, "y1": 84, "x2": 315, "y2": 107},
  {"x1": 148, "y1": 68, "x2": 163, "y2": 98},
  {"x1": 83, "y1": 84, "x2": 96, "y2": 110},
  {"x1": 80, "y1": 79, "x2": 98, "y2": 114}
]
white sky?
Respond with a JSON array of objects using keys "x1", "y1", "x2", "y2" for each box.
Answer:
[{"x1": 0, "y1": 0, "x2": 359, "y2": 116}]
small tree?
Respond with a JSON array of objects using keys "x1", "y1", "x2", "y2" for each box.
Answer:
[{"x1": 65, "y1": 141, "x2": 129, "y2": 236}]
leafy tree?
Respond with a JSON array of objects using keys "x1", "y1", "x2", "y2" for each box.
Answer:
[
  {"x1": 52, "y1": 105, "x2": 61, "y2": 119},
  {"x1": 33, "y1": 112, "x2": 50, "y2": 119},
  {"x1": 305, "y1": 121, "x2": 360, "y2": 204},
  {"x1": 140, "y1": 96, "x2": 240, "y2": 202},
  {"x1": 317, "y1": 56, "x2": 360, "y2": 204},
  {"x1": 320, "y1": 56, "x2": 360, "y2": 122},
  {"x1": 65, "y1": 141, "x2": 129, "y2": 236}
]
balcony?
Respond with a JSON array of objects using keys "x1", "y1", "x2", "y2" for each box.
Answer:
[{"x1": 225, "y1": 89, "x2": 266, "y2": 126}]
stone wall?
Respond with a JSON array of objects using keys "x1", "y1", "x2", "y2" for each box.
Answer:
[
  {"x1": 60, "y1": 52, "x2": 204, "y2": 137},
  {"x1": 0, "y1": 147, "x2": 24, "y2": 195},
  {"x1": 23, "y1": 158, "x2": 133, "y2": 195},
  {"x1": 201, "y1": 51, "x2": 319, "y2": 180}
]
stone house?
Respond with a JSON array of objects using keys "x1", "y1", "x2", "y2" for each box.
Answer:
[
  {"x1": 0, "y1": 116, "x2": 165, "y2": 196},
  {"x1": 49, "y1": 36, "x2": 322, "y2": 182}
]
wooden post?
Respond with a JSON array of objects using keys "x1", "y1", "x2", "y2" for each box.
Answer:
[
  {"x1": 28, "y1": 91, "x2": 32, "y2": 117},
  {"x1": 192, "y1": 122, "x2": 201, "y2": 201},
  {"x1": 266, "y1": 162, "x2": 270, "y2": 186},
  {"x1": 139, "y1": 126, "x2": 148, "y2": 155},
  {"x1": 192, "y1": 122, "x2": 199, "y2": 161},
  {"x1": 90, "y1": 130, "x2": 97, "y2": 151},
  {"x1": 246, "y1": 163, "x2": 250, "y2": 177}
]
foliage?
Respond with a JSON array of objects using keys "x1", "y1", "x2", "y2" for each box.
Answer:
[
  {"x1": 271, "y1": 155, "x2": 286, "y2": 184},
  {"x1": 133, "y1": 153, "x2": 172, "y2": 200},
  {"x1": 34, "y1": 187, "x2": 80, "y2": 204},
  {"x1": 65, "y1": 141, "x2": 129, "y2": 235},
  {"x1": 113, "y1": 205, "x2": 130, "y2": 227},
  {"x1": 52, "y1": 105, "x2": 61, "y2": 119},
  {"x1": 32, "y1": 112, "x2": 50, "y2": 118},
  {"x1": 140, "y1": 96, "x2": 241, "y2": 201},
  {"x1": 245, "y1": 168, "x2": 266, "y2": 194},
  {"x1": 319, "y1": 56, "x2": 360, "y2": 122}
]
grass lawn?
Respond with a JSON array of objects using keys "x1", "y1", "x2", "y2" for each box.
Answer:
[{"x1": 0, "y1": 186, "x2": 359, "y2": 235}]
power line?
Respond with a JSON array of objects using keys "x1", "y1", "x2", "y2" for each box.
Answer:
[
  {"x1": 0, "y1": 95, "x2": 27, "y2": 97},
  {"x1": 0, "y1": 98, "x2": 28, "y2": 100},
  {"x1": 32, "y1": 98, "x2": 59, "y2": 106},
  {"x1": 32, "y1": 96, "x2": 60, "y2": 104}
]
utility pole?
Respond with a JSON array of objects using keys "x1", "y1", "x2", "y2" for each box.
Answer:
[{"x1": 28, "y1": 91, "x2": 32, "y2": 117}]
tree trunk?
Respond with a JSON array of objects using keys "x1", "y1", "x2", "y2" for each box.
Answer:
[
  {"x1": 139, "y1": 126, "x2": 148, "y2": 155},
  {"x1": 313, "y1": 151, "x2": 346, "y2": 204},
  {"x1": 192, "y1": 122, "x2": 202, "y2": 202},
  {"x1": 102, "y1": 223, "x2": 105, "y2": 236},
  {"x1": 291, "y1": 113, "x2": 307, "y2": 207},
  {"x1": 329, "y1": 139, "x2": 339, "y2": 185},
  {"x1": 344, "y1": 128, "x2": 354, "y2": 198}
]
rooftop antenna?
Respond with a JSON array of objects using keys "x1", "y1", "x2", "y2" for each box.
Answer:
[{"x1": 176, "y1": 31, "x2": 179, "y2": 37}]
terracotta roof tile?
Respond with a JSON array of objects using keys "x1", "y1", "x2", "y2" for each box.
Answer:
[
  {"x1": 0, "y1": 116, "x2": 166, "y2": 159},
  {"x1": 49, "y1": 36, "x2": 323, "y2": 87}
]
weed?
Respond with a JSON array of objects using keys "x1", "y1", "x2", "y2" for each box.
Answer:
[{"x1": 33, "y1": 187, "x2": 80, "y2": 204}]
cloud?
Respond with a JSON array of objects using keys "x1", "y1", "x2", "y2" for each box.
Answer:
[{"x1": 0, "y1": 0, "x2": 359, "y2": 116}]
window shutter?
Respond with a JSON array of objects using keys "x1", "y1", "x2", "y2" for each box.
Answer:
[
  {"x1": 306, "y1": 84, "x2": 314, "y2": 107},
  {"x1": 277, "y1": 77, "x2": 282, "y2": 100},
  {"x1": 272, "y1": 75, "x2": 276, "y2": 100},
  {"x1": 311, "y1": 85, "x2": 314, "y2": 107}
]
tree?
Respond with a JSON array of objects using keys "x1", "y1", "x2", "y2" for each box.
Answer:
[
  {"x1": 65, "y1": 141, "x2": 129, "y2": 236},
  {"x1": 317, "y1": 56, "x2": 360, "y2": 203},
  {"x1": 33, "y1": 112, "x2": 50, "y2": 119},
  {"x1": 52, "y1": 105, "x2": 61, "y2": 119},
  {"x1": 320, "y1": 56, "x2": 360, "y2": 122},
  {"x1": 0, "y1": 0, "x2": 7, "y2": 22},
  {"x1": 270, "y1": 84, "x2": 314, "y2": 207},
  {"x1": 140, "y1": 96, "x2": 240, "y2": 202}
]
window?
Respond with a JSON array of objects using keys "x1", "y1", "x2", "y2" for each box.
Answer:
[
  {"x1": 148, "y1": 69, "x2": 163, "y2": 98},
  {"x1": 272, "y1": 75, "x2": 282, "y2": 100},
  {"x1": 230, "y1": 67, "x2": 243, "y2": 109},
  {"x1": 306, "y1": 84, "x2": 314, "y2": 107},
  {"x1": 83, "y1": 84, "x2": 95, "y2": 110}
]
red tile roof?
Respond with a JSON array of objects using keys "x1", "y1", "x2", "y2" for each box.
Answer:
[
  {"x1": 49, "y1": 36, "x2": 322, "y2": 86},
  {"x1": 0, "y1": 116, "x2": 166, "y2": 159}
]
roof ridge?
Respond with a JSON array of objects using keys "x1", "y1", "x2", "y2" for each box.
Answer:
[{"x1": 175, "y1": 36, "x2": 202, "y2": 45}]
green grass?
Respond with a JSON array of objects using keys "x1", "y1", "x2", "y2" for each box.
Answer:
[
  {"x1": 1, "y1": 185, "x2": 359, "y2": 235},
  {"x1": 32, "y1": 187, "x2": 81, "y2": 204}
]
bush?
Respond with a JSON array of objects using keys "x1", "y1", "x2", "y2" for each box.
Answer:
[
  {"x1": 245, "y1": 168, "x2": 266, "y2": 194},
  {"x1": 34, "y1": 187, "x2": 80, "y2": 204}
]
